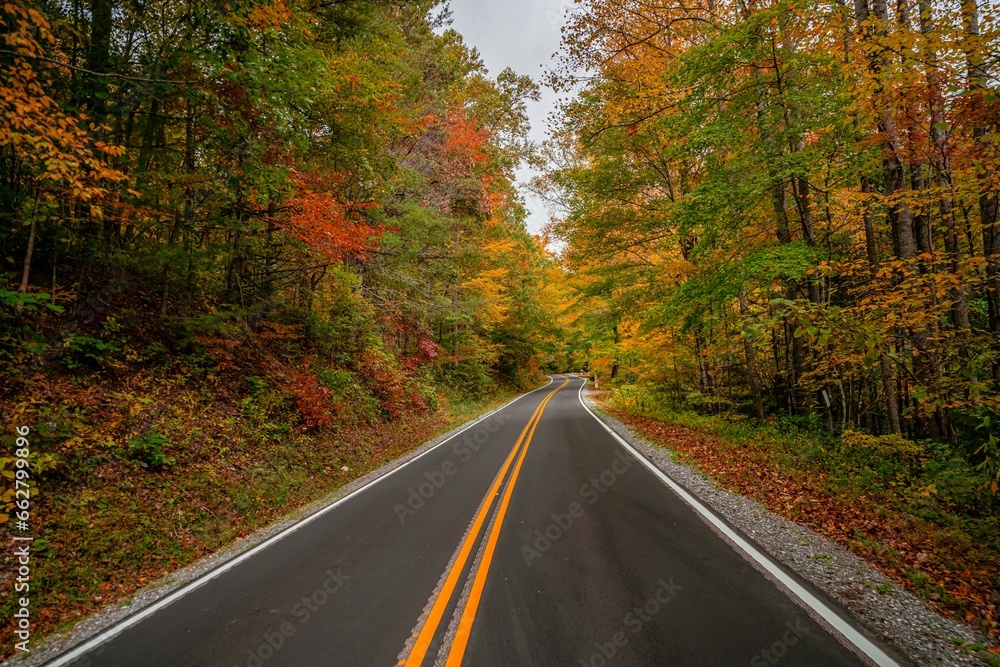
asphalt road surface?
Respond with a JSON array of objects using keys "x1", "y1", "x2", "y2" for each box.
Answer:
[{"x1": 45, "y1": 375, "x2": 904, "y2": 667}]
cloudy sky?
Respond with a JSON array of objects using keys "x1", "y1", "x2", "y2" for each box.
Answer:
[{"x1": 447, "y1": 0, "x2": 571, "y2": 235}]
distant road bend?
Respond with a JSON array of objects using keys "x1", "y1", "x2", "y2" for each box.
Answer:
[{"x1": 45, "y1": 375, "x2": 906, "y2": 667}]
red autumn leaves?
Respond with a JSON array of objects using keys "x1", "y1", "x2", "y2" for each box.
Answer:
[
  {"x1": 283, "y1": 108, "x2": 488, "y2": 263},
  {"x1": 284, "y1": 171, "x2": 382, "y2": 262}
]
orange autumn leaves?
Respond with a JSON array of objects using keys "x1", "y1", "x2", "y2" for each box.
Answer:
[
  {"x1": 443, "y1": 107, "x2": 489, "y2": 173},
  {"x1": 0, "y1": 4, "x2": 125, "y2": 201},
  {"x1": 609, "y1": 405, "x2": 1000, "y2": 640},
  {"x1": 284, "y1": 171, "x2": 382, "y2": 262},
  {"x1": 285, "y1": 107, "x2": 491, "y2": 262}
]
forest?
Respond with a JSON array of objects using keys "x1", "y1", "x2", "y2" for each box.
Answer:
[
  {"x1": 546, "y1": 0, "x2": 1000, "y2": 449},
  {"x1": 1, "y1": 0, "x2": 554, "y2": 391},
  {"x1": 1, "y1": 0, "x2": 999, "y2": 656}
]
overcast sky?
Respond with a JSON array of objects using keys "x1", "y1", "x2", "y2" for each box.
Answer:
[{"x1": 446, "y1": 0, "x2": 571, "y2": 235}]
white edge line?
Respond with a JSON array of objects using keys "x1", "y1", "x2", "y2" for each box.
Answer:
[
  {"x1": 43, "y1": 376, "x2": 556, "y2": 667},
  {"x1": 575, "y1": 381, "x2": 900, "y2": 667}
]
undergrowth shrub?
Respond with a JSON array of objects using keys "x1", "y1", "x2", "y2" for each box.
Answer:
[
  {"x1": 0, "y1": 436, "x2": 60, "y2": 523},
  {"x1": 127, "y1": 430, "x2": 175, "y2": 468},
  {"x1": 438, "y1": 358, "x2": 494, "y2": 398},
  {"x1": 316, "y1": 368, "x2": 382, "y2": 424},
  {"x1": 412, "y1": 368, "x2": 439, "y2": 413},
  {"x1": 838, "y1": 430, "x2": 923, "y2": 481},
  {"x1": 359, "y1": 350, "x2": 409, "y2": 419},
  {"x1": 59, "y1": 335, "x2": 118, "y2": 370},
  {"x1": 287, "y1": 365, "x2": 334, "y2": 430},
  {"x1": 777, "y1": 413, "x2": 826, "y2": 437},
  {"x1": 240, "y1": 376, "x2": 293, "y2": 441}
]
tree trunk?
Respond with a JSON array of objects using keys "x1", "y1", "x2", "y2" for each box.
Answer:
[
  {"x1": 862, "y1": 171, "x2": 903, "y2": 434},
  {"x1": 856, "y1": 0, "x2": 920, "y2": 435},
  {"x1": 740, "y1": 288, "x2": 766, "y2": 419},
  {"x1": 772, "y1": 180, "x2": 792, "y2": 245},
  {"x1": 18, "y1": 214, "x2": 37, "y2": 296},
  {"x1": 87, "y1": 0, "x2": 113, "y2": 118},
  {"x1": 611, "y1": 325, "x2": 620, "y2": 380},
  {"x1": 694, "y1": 333, "x2": 714, "y2": 398},
  {"x1": 861, "y1": 177, "x2": 880, "y2": 269},
  {"x1": 881, "y1": 354, "x2": 902, "y2": 434},
  {"x1": 920, "y1": 0, "x2": 970, "y2": 329},
  {"x1": 863, "y1": 0, "x2": 918, "y2": 262},
  {"x1": 225, "y1": 223, "x2": 245, "y2": 306},
  {"x1": 964, "y1": 0, "x2": 1000, "y2": 378}
]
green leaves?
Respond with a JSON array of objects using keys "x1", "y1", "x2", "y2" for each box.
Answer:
[
  {"x1": 0, "y1": 288, "x2": 64, "y2": 315},
  {"x1": 127, "y1": 431, "x2": 176, "y2": 469},
  {"x1": 59, "y1": 336, "x2": 119, "y2": 370}
]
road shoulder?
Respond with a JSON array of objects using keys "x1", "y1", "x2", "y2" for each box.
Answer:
[{"x1": 583, "y1": 389, "x2": 994, "y2": 667}]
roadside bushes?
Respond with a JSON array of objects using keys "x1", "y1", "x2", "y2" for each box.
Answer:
[
  {"x1": 287, "y1": 367, "x2": 335, "y2": 430},
  {"x1": 358, "y1": 350, "x2": 409, "y2": 419},
  {"x1": 127, "y1": 430, "x2": 175, "y2": 468},
  {"x1": 315, "y1": 369, "x2": 383, "y2": 424},
  {"x1": 436, "y1": 358, "x2": 495, "y2": 399},
  {"x1": 608, "y1": 384, "x2": 999, "y2": 507},
  {"x1": 837, "y1": 430, "x2": 923, "y2": 482},
  {"x1": 264, "y1": 350, "x2": 436, "y2": 431},
  {"x1": 59, "y1": 335, "x2": 119, "y2": 370}
]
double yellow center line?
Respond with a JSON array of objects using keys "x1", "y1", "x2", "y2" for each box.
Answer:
[{"x1": 400, "y1": 377, "x2": 569, "y2": 667}]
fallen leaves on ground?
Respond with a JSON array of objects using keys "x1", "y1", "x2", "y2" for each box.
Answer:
[{"x1": 603, "y1": 402, "x2": 999, "y2": 642}]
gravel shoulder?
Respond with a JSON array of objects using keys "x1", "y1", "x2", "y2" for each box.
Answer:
[{"x1": 584, "y1": 389, "x2": 996, "y2": 667}]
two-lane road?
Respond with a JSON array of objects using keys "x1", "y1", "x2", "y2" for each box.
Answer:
[{"x1": 45, "y1": 376, "x2": 901, "y2": 666}]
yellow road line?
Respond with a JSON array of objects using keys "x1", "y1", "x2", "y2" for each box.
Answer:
[
  {"x1": 400, "y1": 378, "x2": 568, "y2": 667},
  {"x1": 443, "y1": 379, "x2": 563, "y2": 667}
]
